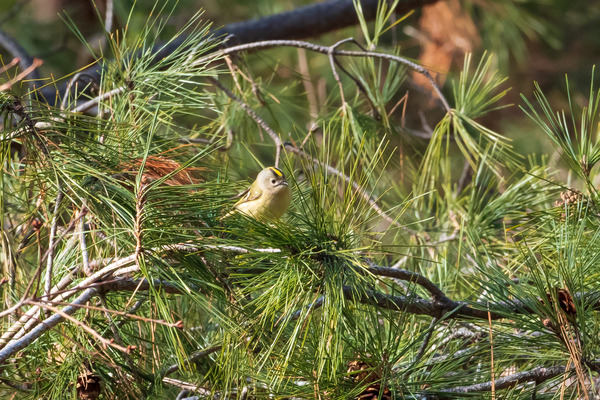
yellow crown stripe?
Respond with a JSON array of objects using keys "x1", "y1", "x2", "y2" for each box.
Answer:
[{"x1": 268, "y1": 167, "x2": 283, "y2": 177}]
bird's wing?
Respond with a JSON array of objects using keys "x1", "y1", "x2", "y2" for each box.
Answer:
[{"x1": 234, "y1": 186, "x2": 262, "y2": 207}]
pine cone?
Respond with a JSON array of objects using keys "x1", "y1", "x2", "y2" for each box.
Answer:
[
  {"x1": 347, "y1": 360, "x2": 391, "y2": 400},
  {"x1": 76, "y1": 371, "x2": 101, "y2": 400},
  {"x1": 556, "y1": 287, "x2": 577, "y2": 319},
  {"x1": 555, "y1": 188, "x2": 584, "y2": 207},
  {"x1": 356, "y1": 383, "x2": 392, "y2": 400},
  {"x1": 347, "y1": 360, "x2": 378, "y2": 384}
]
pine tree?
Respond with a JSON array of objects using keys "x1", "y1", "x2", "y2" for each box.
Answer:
[{"x1": 1, "y1": 1, "x2": 600, "y2": 399}]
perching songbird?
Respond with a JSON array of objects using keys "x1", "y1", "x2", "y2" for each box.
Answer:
[{"x1": 230, "y1": 166, "x2": 292, "y2": 220}]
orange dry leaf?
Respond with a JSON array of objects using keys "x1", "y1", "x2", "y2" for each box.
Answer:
[{"x1": 120, "y1": 155, "x2": 206, "y2": 186}]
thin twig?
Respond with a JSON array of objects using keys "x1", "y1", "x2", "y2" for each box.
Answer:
[
  {"x1": 162, "y1": 378, "x2": 212, "y2": 396},
  {"x1": 0, "y1": 58, "x2": 43, "y2": 92},
  {"x1": 44, "y1": 188, "x2": 64, "y2": 298},
  {"x1": 79, "y1": 205, "x2": 92, "y2": 276},
  {"x1": 61, "y1": 72, "x2": 85, "y2": 110},
  {"x1": 0, "y1": 57, "x2": 19, "y2": 74},
  {"x1": 104, "y1": 0, "x2": 114, "y2": 34},
  {"x1": 1, "y1": 248, "x2": 193, "y2": 346},
  {"x1": 45, "y1": 294, "x2": 185, "y2": 327},
  {"x1": 161, "y1": 345, "x2": 223, "y2": 378},
  {"x1": 0, "y1": 254, "x2": 137, "y2": 346},
  {"x1": 406, "y1": 317, "x2": 438, "y2": 372},
  {"x1": 366, "y1": 263, "x2": 448, "y2": 301},
  {"x1": 194, "y1": 39, "x2": 452, "y2": 113},
  {"x1": 208, "y1": 76, "x2": 283, "y2": 167},
  {"x1": 72, "y1": 86, "x2": 126, "y2": 114},
  {"x1": 0, "y1": 288, "x2": 97, "y2": 364},
  {"x1": 329, "y1": 38, "x2": 381, "y2": 118},
  {"x1": 0, "y1": 298, "x2": 26, "y2": 319},
  {"x1": 27, "y1": 299, "x2": 132, "y2": 354},
  {"x1": 328, "y1": 39, "x2": 349, "y2": 107}
]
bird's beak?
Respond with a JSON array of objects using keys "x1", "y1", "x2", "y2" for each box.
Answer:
[{"x1": 278, "y1": 181, "x2": 289, "y2": 186}]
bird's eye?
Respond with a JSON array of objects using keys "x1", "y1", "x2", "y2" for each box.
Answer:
[{"x1": 271, "y1": 179, "x2": 276, "y2": 184}]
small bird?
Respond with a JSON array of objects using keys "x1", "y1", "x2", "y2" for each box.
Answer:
[{"x1": 231, "y1": 166, "x2": 292, "y2": 220}]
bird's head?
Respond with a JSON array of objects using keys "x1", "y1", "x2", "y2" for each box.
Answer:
[{"x1": 257, "y1": 166, "x2": 289, "y2": 192}]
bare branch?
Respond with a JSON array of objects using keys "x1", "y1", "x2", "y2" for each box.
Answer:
[
  {"x1": 328, "y1": 39, "x2": 350, "y2": 107},
  {"x1": 196, "y1": 39, "x2": 451, "y2": 113},
  {"x1": 47, "y1": 283, "x2": 187, "y2": 325},
  {"x1": 71, "y1": 86, "x2": 126, "y2": 114},
  {"x1": 0, "y1": 254, "x2": 137, "y2": 346},
  {"x1": 78, "y1": 206, "x2": 92, "y2": 276},
  {"x1": 162, "y1": 378, "x2": 213, "y2": 396},
  {"x1": 0, "y1": 288, "x2": 97, "y2": 364},
  {"x1": 366, "y1": 263, "x2": 449, "y2": 301},
  {"x1": 342, "y1": 286, "x2": 498, "y2": 320},
  {"x1": 103, "y1": 0, "x2": 114, "y2": 34},
  {"x1": 329, "y1": 38, "x2": 381, "y2": 118},
  {"x1": 436, "y1": 364, "x2": 571, "y2": 395},
  {"x1": 27, "y1": 299, "x2": 132, "y2": 354}
]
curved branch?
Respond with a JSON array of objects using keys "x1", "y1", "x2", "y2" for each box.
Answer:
[
  {"x1": 366, "y1": 264, "x2": 449, "y2": 302},
  {"x1": 0, "y1": 28, "x2": 39, "y2": 80},
  {"x1": 211, "y1": 0, "x2": 437, "y2": 44},
  {"x1": 40, "y1": 0, "x2": 440, "y2": 104},
  {"x1": 196, "y1": 40, "x2": 451, "y2": 112}
]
